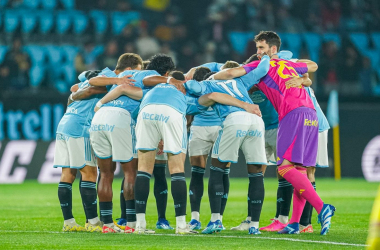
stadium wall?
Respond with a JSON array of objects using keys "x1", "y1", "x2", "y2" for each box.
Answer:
[{"x1": 0, "y1": 97, "x2": 379, "y2": 183}]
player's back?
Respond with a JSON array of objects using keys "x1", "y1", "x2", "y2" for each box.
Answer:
[
  {"x1": 249, "y1": 90, "x2": 278, "y2": 130},
  {"x1": 102, "y1": 70, "x2": 159, "y2": 114},
  {"x1": 247, "y1": 59, "x2": 314, "y2": 121},
  {"x1": 57, "y1": 68, "x2": 116, "y2": 137}
]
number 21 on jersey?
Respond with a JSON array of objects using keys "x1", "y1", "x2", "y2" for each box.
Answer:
[{"x1": 216, "y1": 80, "x2": 244, "y2": 97}]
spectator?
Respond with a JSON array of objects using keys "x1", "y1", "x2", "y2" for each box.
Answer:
[
  {"x1": 0, "y1": 38, "x2": 31, "y2": 90},
  {"x1": 318, "y1": 41, "x2": 339, "y2": 95},
  {"x1": 97, "y1": 40, "x2": 119, "y2": 70},
  {"x1": 135, "y1": 29, "x2": 161, "y2": 59},
  {"x1": 359, "y1": 57, "x2": 374, "y2": 96}
]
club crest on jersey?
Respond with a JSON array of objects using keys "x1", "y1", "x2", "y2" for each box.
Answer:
[
  {"x1": 142, "y1": 112, "x2": 170, "y2": 123},
  {"x1": 110, "y1": 100, "x2": 124, "y2": 106},
  {"x1": 66, "y1": 107, "x2": 78, "y2": 114}
]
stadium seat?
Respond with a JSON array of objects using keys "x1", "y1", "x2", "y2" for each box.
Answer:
[
  {"x1": 38, "y1": 11, "x2": 54, "y2": 34},
  {"x1": 45, "y1": 45, "x2": 62, "y2": 65},
  {"x1": 55, "y1": 79, "x2": 69, "y2": 93},
  {"x1": 23, "y1": 45, "x2": 46, "y2": 65},
  {"x1": 60, "y1": 0, "x2": 75, "y2": 9},
  {"x1": 349, "y1": 33, "x2": 369, "y2": 51},
  {"x1": 23, "y1": 0, "x2": 40, "y2": 8},
  {"x1": 73, "y1": 12, "x2": 88, "y2": 35},
  {"x1": 61, "y1": 45, "x2": 79, "y2": 64},
  {"x1": 56, "y1": 12, "x2": 72, "y2": 34},
  {"x1": 323, "y1": 33, "x2": 341, "y2": 48},
  {"x1": 0, "y1": 0, "x2": 8, "y2": 8},
  {"x1": 29, "y1": 65, "x2": 45, "y2": 87},
  {"x1": 0, "y1": 46, "x2": 8, "y2": 64},
  {"x1": 41, "y1": 0, "x2": 57, "y2": 9},
  {"x1": 303, "y1": 33, "x2": 321, "y2": 63},
  {"x1": 111, "y1": 11, "x2": 140, "y2": 35},
  {"x1": 363, "y1": 50, "x2": 380, "y2": 70},
  {"x1": 4, "y1": 10, "x2": 19, "y2": 33},
  {"x1": 89, "y1": 10, "x2": 108, "y2": 35},
  {"x1": 21, "y1": 12, "x2": 38, "y2": 34},
  {"x1": 371, "y1": 33, "x2": 380, "y2": 50},
  {"x1": 61, "y1": 65, "x2": 76, "y2": 84},
  {"x1": 228, "y1": 32, "x2": 254, "y2": 55},
  {"x1": 92, "y1": 45, "x2": 104, "y2": 58},
  {"x1": 281, "y1": 33, "x2": 301, "y2": 59}
]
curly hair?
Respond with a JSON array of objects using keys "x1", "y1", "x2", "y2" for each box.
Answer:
[{"x1": 146, "y1": 54, "x2": 175, "y2": 76}]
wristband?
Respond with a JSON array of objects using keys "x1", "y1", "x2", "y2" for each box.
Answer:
[
  {"x1": 69, "y1": 93, "x2": 75, "y2": 102},
  {"x1": 96, "y1": 101, "x2": 103, "y2": 109},
  {"x1": 166, "y1": 77, "x2": 173, "y2": 84}
]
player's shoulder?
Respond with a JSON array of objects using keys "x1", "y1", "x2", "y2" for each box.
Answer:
[{"x1": 244, "y1": 60, "x2": 260, "y2": 68}]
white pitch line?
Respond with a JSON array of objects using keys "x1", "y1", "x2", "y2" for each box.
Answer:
[{"x1": 0, "y1": 230, "x2": 367, "y2": 247}]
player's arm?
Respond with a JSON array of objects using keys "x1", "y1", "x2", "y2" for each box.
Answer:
[
  {"x1": 198, "y1": 92, "x2": 262, "y2": 117},
  {"x1": 285, "y1": 73, "x2": 312, "y2": 88},
  {"x1": 94, "y1": 85, "x2": 144, "y2": 112},
  {"x1": 70, "y1": 84, "x2": 79, "y2": 93},
  {"x1": 67, "y1": 85, "x2": 107, "y2": 105},
  {"x1": 144, "y1": 76, "x2": 186, "y2": 94},
  {"x1": 89, "y1": 75, "x2": 135, "y2": 87},
  {"x1": 185, "y1": 67, "x2": 197, "y2": 81},
  {"x1": 294, "y1": 59, "x2": 318, "y2": 73}
]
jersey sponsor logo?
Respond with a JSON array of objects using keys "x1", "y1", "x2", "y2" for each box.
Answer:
[
  {"x1": 142, "y1": 112, "x2": 170, "y2": 123},
  {"x1": 66, "y1": 107, "x2": 78, "y2": 114},
  {"x1": 89, "y1": 124, "x2": 116, "y2": 132},
  {"x1": 110, "y1": 100, "x2": 124, "y2": 106},
  {"x1": 304, "y1": 119, "x2": 318, "y2": 127},
  {"x1": 236, "y1": 129, "x2": 263, "y2": 138}
]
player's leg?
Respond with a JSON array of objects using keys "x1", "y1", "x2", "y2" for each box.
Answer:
[
  {"x1": 121, "y1": 158, "x2": 138, "y2": 231},
  {"x1": 220, "y1": 162, "x2": 231, "y2": 226},
  {"x1": 79, "y1": 165, "x2": 101, "y2": 232},
  {"x1": 247, "y1": 164, "x2": 265, "y2": 235},
  {"x1": 134, "y1": 150, "x2": 156, "y2": 233},
  {"x1": 300, "y1": 167, "x2": 316, "y2": 233},
  {"x1": 117, "y1": 178, "x2": 127, "y2": 227},
  {"x1": 188, "y1": 154, "x2": 207, "y2": 229},
  {"x1": 153, "y1": 156, "x2": 172, "y2": 230}
]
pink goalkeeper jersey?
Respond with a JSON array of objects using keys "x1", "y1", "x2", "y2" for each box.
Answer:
[{"x1": 243, "y1": 59, "x2": 315, "y2": 121}]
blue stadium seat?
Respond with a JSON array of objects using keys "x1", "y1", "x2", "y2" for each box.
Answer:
[
  {"x1": 56, "y1": 12, "x2": 72, "y2": 34},
  {"x1": 0, "y1": 46, "x2": 8, "y2": 64},
  {"x1": 363, "y1": 50, "x2": 379, "y2": 70},
  {"x1": 21, "y1": 12, "x2": 37, "y2": 34},
  {"x1": 23, "y1": 45, "x2": 46, "y2": 65},
  {"x1": 60, "y1": 0, "x2": 75, "y2": 9},
  {"x1": 73, "y1": 12, "x2": 88, "y2": 34},
  {"x1": 29, "y1": 65, "x2": 45, "y2": 87},
  {"x1": 45, "y1": 45, "x2": 62, "y2": 65},
  {"x1": 349, "y1": 33, "x2": 369, "y2": 51},
  {"x1": 55, "y1": 80, "x2": 69, "y2": 93},
  {"x1": 323, "y1": 33, "x2": 341, "y2": 48},
  {"x1": 38, "y1": 11, "x2": 54, "y2": 34},
  {"x1": 89, "y1": 10, "x2": 108, "y2": 35},
  {"x1": 371, "y1": 33, "x2": 380, "y2": 50},
  {"x1": 41, "y1": 0, "x2": 57, "y2": 9},
  {"x1": 228, "y1": 32, "x2": 254, "y2": 55},
  {"x1": 4, "y1": 10, "x2": 19, "y2": 33},
  {"x1": 111, "y1": 11, "x2": 140, "y2": 35},
  {"x1": 62, "y1": 65, "x2": 76, "y2": 84},
  {"x1": 303, "y1": 33, "x2": 321, "y2": 63},
  {"x1": 0, "y1": 0, "x2": 8, "y2": 8},
  {"x1": 23, "y1": 0, "x2": 40, "y2": 8},
  {"x1": 93, "y1": 45, "x2": 104, "y2": 58},
  {"x1": 281, "y1": 33, "x2": 301, "y2": 59},
  {"x1": 61, "y1": 45, "x2": 79, "y2": 64}
]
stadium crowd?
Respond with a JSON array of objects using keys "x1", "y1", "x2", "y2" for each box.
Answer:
[{"x1": 0, "y1": 0, "x2": 380, "y2": 97}]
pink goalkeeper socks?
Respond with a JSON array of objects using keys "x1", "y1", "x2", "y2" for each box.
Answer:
[
  {"x1": 289, "y1": 168, "x2": 307, "y2": 224},
  {"x1": 278, "y1": 165, "x2": 324, "y2": 215}
]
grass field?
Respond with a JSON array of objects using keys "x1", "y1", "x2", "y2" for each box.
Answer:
[{"x1": 0, "y1": 178, "x2": 377, "y2": 249}]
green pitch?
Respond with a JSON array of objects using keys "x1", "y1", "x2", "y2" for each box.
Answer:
[{"x1": 0, "y1": 178, "x2": 377, "y2": 249}]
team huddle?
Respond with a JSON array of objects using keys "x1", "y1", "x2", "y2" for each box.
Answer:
[{"x1": 53, "y1": 31, "x2": 335, "y2": 235}]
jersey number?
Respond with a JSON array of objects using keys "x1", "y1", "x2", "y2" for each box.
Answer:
[
  {"x1": 216, "y1": 80, "x2": 243, "y2": 97},
  {"x1": 270, "y1": 61, "x2": 299, "y2": 79}
]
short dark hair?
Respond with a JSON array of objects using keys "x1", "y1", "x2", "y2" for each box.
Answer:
[
  {"x1": 243, "y1": 54, "x2": 259, "y2": 65},
  {"x1": 115, "y1": 53, "x2": 143, "y2": 71},
  {"x1": 142, "y1": 60, "x2": 150, "y2": 70},
  {"x1": 193, "y1": 67, "x2": 211, "y2": 81},
  {"x1": 169, "y1": 70, "x2": 185, "y2": 81},
  {"x1": 203, "y1": 71, "x2": 217, "y2": 80},
  {"x1": 221, "y1": 60, "x2": 240, "y2": 70},
  {"x1": 146, "y1": 54, "x2": 175, "y2": 76},
  {"x1": 254, "y1": 31, "x2": 281, "y2": 52}
]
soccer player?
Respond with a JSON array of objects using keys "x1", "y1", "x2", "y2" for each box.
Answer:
[
  {"x1": 54, "y1": 68, "x2": 116, "y2": 232},
  {"x1": 133, "y1": 73, "x2": 261, "y2": 234},
  {"x1": 212, "y1": 31, "x2": 335, "y2": 235},
  {"x1": 186, "y1": 62, "x2": 239, "y2": 230},
  {"x1": 185, "y1": 56, "x2": 271, "y2": 235},
  {"x1": 88, "y1": 53, "x2": 144, "y2": 233}
]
